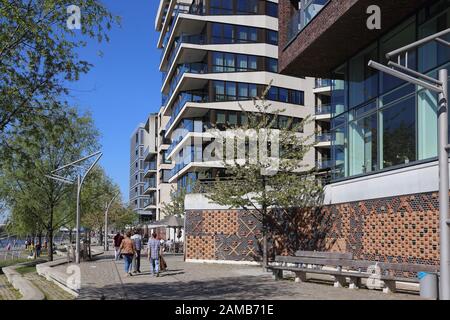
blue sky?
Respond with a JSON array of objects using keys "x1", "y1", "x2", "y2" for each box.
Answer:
[{"x1": 68, "y1": 0, "x2": 161, "y2": 202}]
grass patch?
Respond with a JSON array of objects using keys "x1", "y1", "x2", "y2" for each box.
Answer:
[
  {"x1": 15, "y1": 265, "x2": 36, "y2": 275},
  {"x1": 0, "y1": 259, "x2": 29, "y2": 273}
]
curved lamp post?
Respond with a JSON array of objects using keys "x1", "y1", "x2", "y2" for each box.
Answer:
[
  {"x1": 46, "y1": 151, "x2": 103, "y2": 264},
  {"x1": 104, "y1": 192, "x2": 120, "y2": 252}
]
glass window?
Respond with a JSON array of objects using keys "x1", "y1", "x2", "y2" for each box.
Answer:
[
  {"x1": 225, "y1": 53, "x2": 235, "y2": 71},
  {"x1": 226, "y1": 82, "x2": 237, "y2": 100},
  {"x1": 214, "y1": 81, "x2": 225, "y2": 101},
  {"x1": 266, "y1": 58, "x2": 278, "y2": 72},
  {"x1": 279, "y1": 88, "x2": 288, "y2": 102},
  {"x1": 229, "y1": 113, "x2": 238, "y2": 125},
  {"x1": 267, "y1": 30, "x2": 278, "y2": 45},
  {"x1": 237, "y1": 55, "x2": 248, "y2": 71},
  {"x1": 349, "y1": 106, "x2": 378, "y2": 176},
  {"x1": 249, "y1": 84, "x2": 257, "y2": 98},
  {"x1": 216, "y1": 112, "x2": 226, "y2": 124},
  {"x1": 419, "y1": 11, "x2": 450, "y2": 73},
  {"x1": 349, "y1": 44, "x2": 378, "y2": 108},
  {"x1": 266, "y1": 1, "x2": 278, "y2": 17},
  {"x1": 212, "y1": 52, "x2": 224, "y2": 72},
  {"x1": 382, "y1": 95, "x2": 417, "y2": 169},
  {"x1": 248, "y1": 56, "x2": 257, "y2": 70},
  {"x1": 380, "y1": 19, "x2": 416, "y2": 94},
  {"x1": 238, "y1": 83, "x2": 248, "y2": 98},
  {"x1": 268, "y1": 87, "x2": 278, "y2": 100},
  {"x1": 224, "y1": 24, "x2": 234, "y2": 40}
]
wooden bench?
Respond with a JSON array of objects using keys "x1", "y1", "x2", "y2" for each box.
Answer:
[{"x1": 268, "y1": 251, "x2": 439, "y2": 293}]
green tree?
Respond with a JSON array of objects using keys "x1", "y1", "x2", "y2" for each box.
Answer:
[
  {"x1": 0, "y1": 106, "x2": 99, "y2": 260},
  {"x1": 162, "y1": 186, "x2": 186, "y2": 218},
  {"x1": 109, "y1": 204, "x2": 136, "y2": 231},
  {"x1": 81, "y1": 167, "x2": 121, "y2": 244},
  {"x1": 204, "y1": 88, "x2": 323, "y2": 268},
  {"x1": 0, "y1": 0, "x2": 118, "y2": 136}
]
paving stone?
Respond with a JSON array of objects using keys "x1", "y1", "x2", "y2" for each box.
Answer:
[{"x1": 51, "y1": 251, "x2": 422, "y2": 300}]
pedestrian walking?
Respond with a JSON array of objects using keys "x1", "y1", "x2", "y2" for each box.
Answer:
[
  {"x1": 119, "y1": 231, "x2": 136, "y2": 277},
  {"x1": 113, "y1": 232, "x2": 124, "y2": 261},
  {"x1": 35, "y1": 241, "x2": 42, "y2": 257},
  {"x1": 131, "y1": 229, "x2": 142, "y2": 274},
  {"x1": 147, "y1": 233, "x2": 161, "y2": 277}
]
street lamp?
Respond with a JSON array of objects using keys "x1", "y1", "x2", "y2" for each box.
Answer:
[
  {"x1": 46, "y1": 151, "x2": 103, "y2": 264},
  {"x1": 368, "y1": 27, "x2": 450, "y2": 299},
  {"x1": 104, "y1": 192, "x2": 120, "y2": 252}
]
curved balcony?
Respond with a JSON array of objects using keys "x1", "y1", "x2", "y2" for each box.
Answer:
[
  {"x1": 164, "y1": 62, "x2": 208, "y2": 99},
  {"x1": 315, "y1": 132, "x2": 332, "y2": 144},
  {"x1": 164, "y1": 91, "x2": 209, "y2": 132},
  {"x1": 315, "y1": 104, "x2": 331, "y2": 115},
  {"x1": 316, "y1": 159, "x2": 333, "y2": 170}
]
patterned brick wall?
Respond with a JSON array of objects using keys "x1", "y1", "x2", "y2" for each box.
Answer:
[
  {"x1": 186, "y1": 210, "x2": 263, "y2": 262},
  {"x1": 185, "y1": 191, "x2": 441, "y2": 269}
]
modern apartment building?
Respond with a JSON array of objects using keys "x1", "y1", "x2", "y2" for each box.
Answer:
[
  {"x1": 129, "y1": 113, "x2": 175, "y2": 223},
  {"x1": 278, "y1": 0, "x2": 450, "y2": 267},
  {"x1": 129, "y1": 122, "x2": 153, "y2": 223},
  {"x1": 155, "y1": 0, "x2": 317, "y2": 192}
]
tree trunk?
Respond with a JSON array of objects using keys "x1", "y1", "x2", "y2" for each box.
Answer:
[
  {"x1": 48, "y1": 228, "x2": 54, "y2": 261},
  {"x1": 262, "y1": 230, "x2": 268, "y2": 271},
  {"x1": 99, "y1": 227, "x2": 103, "y2": 247}
]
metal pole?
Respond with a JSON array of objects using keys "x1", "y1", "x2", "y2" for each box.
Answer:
[
  {"x1": 76, "y1": 174, "x2": 81, "y2": 264},
  {"x1": 439, "y1": 69, "x2": 450, "y2": 300},
  {"x1": 104, "y1": 202, "x2": 108, "y2": 252}
]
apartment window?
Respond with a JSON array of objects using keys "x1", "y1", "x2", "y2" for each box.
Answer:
[
  {"x1": 267, "y1": 30, "x2": 278, "y2": 45},
  {"x1": 266, "y1": 58, "x2": 278, "y2": 73},
  {"x1": 266, "y1": 1, "x2": 278, "y2": 17},
  {"x1": 382, "y1": 95, "x2": 417, "y2": 169},
  {"x1": 212, "y1": 52, "x2": 258, "y2": 72},
  {"x1": 216, "y1": 112, "x2": 226, "y2": 125},
  {"x1": 210, "y1": 0, "x2": 233, "y2": 15},
  {"x1": 237, "y1": 0, "x2": 258, "y2": 14},
  {"x1": 349, "y1": 102, "x2": 378, "y2": 176},
  {"x1": 236, "y1": 26, "x2": 258, "y2": 43}
]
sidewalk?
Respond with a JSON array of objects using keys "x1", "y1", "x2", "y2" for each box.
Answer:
[{"x1": 51, "y1": 251, "x2": 421, "y2": 300}]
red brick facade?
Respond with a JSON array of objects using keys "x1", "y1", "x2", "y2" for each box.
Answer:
[{"x1": 185, "y1": 191, "x2": 441, "y2": 270}]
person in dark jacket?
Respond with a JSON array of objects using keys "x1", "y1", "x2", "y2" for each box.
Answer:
[
  {"x1": 131, "y1": 229, "x2": 142, "y2": 273},
  {"x1": 113, "y1": 232, "x2": 124, "y2": 261}
]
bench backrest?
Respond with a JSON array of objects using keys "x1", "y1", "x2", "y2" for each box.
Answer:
[
  {"x1": 295, "y1": 250, "x2": 353, "y2": 260},
  {"x1": 275, "y1": 255, "x2": 439, "y2": 273}
]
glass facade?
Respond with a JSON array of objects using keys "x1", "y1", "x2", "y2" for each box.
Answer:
[{"x1": 330, "y1": 0, "x2": 450, "y2": 181}]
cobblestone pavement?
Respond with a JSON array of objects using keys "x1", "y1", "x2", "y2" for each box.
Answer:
[
  {"x1": 0, "y1": 275, "x2": 20, "y2": 300},
  {"x1": 51, "y1": 252, "x2": 422, "y2": 300},
  {"x1": 24, "y1": 272, "x2": 74, "y2": 300}
]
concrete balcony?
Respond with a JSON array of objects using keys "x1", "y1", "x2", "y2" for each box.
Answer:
[{"x1": 315, "y1": 132, "x2": 332, "y2": 148}]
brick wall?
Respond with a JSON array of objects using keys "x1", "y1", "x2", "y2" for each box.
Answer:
[{"x1": 185, "y1": 191, "x2": 441, "y2": 270}]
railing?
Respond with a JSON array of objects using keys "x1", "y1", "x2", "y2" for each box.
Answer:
[
  {"x1": 144, "y1": 179, "x2": 157, "y2": 192},
  {"x1": 164, "y1": 91, "x2": 209, "y2": 132},
  {"x1": 166, "y1": 62, "x2": 208, "y2": 100},
  {"x1": 315, "y1": 132, "x2": 332, "y2": 143},
  {"x1": 315, "y1": 104, "x2": 331, "y2": 115},
  {"x1": 161, "y1": 5, "x2": 191, "y2": 53},
  {"x1": 316, "y1": 159, "x2": 333, "y2": 170},
  {"x1": 315, "y1": 78, "x2": 332, "y2": 88},
  {"x1": 143, "y1": 197, "x2": 156, "y2": 208},
  {"x1": 166, "y1": 120, "x2": 209, "y2": 156},
  {"x1": 144, "y1": 161, "x2": 157, "y2": 172},
  {"x1": 287, "y1": 0, "x2": 329, "y2": 43},
  {"x1": 164, "y1": 33, "x2": 207, "y2": 70}
]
